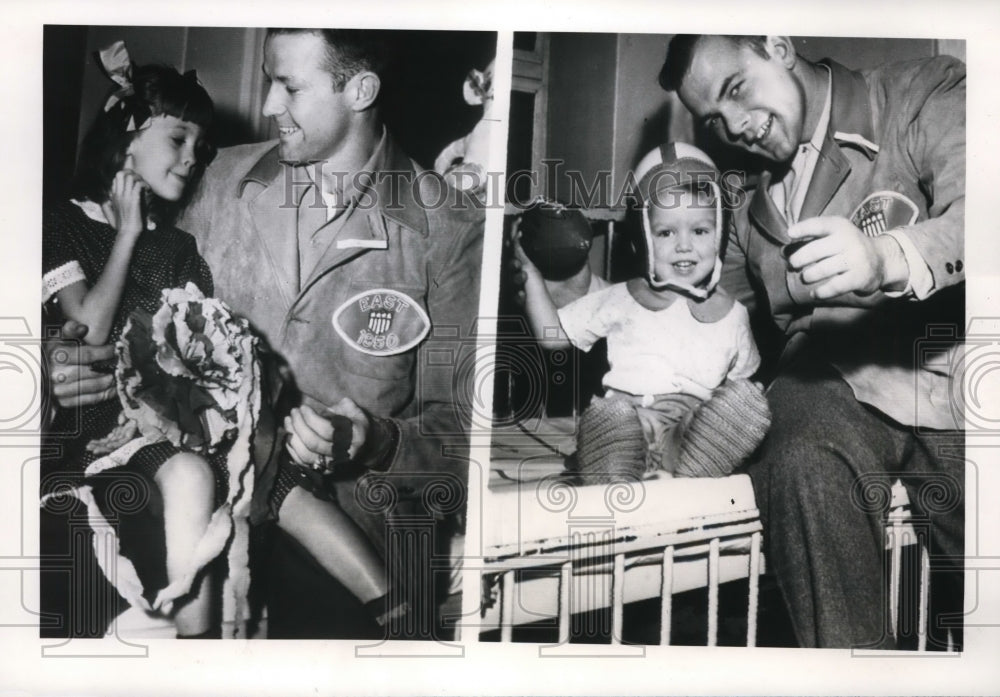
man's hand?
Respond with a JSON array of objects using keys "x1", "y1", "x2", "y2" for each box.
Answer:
[
  {"x1": 785, "y1": 216, "x2": 909, "y2": 300},
  {"x1": 284, "y1": 399, "x2": 370, "y2": 472},
  {"x1": 47, "y1": 320, "x2": 116, "y2": 409}
]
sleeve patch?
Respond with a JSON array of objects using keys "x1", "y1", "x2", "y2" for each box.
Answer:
[{"x1": 332, "y1": 288, "x2": 431, "y2": 356}]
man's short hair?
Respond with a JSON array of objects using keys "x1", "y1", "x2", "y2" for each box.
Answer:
[
  {"x1": 658, "y1": 35, "x2": 769, "y2": 92},
  {"x1": 266, "y1": 28, "x2": 395, "y2": 91}
]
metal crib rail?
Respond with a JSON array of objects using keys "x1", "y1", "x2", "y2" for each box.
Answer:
[
  {"x1": 483, "y1": 478, "x2": 944, "y2": 649},
  {"x1": 482, "y1": 479, "x2": 765, "y2": 645}
]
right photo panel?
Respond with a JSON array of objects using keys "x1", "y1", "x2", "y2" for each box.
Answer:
[{"x1": 480, "y1": 32, "x2": 966, "y2": 651}]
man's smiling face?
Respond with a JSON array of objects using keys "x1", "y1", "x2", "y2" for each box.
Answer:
[
  {"x1": 262, "y1": 31, "x2": 354, "y2": 164},
  {"x1": 677, "y1": 36, "x2": 805, "y2": 164}
]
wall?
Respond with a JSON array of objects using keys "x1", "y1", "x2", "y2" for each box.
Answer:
[
  {"x1": 545, "y1": 33, "x2": 618, "y2": 205},
  {"x1": 62, "y1": 27, "x2": 495, "y2": 174},
  {"x1": 794, "y1": 36, "x2": 935, "y2": 68},
  {"x1": 611, "y1": 33, "x2": 681, "y2": 202},
  {"x1": 542, "y1": 33, "x2": 943, "y2": 208},
  {"x1": 78, "y1": 26, "x2": 267, "y2": 151}
]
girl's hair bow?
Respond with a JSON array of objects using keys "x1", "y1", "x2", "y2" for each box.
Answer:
[{"x1": 96, "y1": 40, "x2": 151, "y2": 133}]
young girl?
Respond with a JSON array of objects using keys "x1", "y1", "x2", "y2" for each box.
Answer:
[
  {"x1": 518, "y1": 142, "x2": 771, "y2": 484},
  {"x1": 42, "y1": 43, "x2": 223, "y2": 638},
  {"x1": 44, "y1": 42, "x2": 404, "y2": 638}
]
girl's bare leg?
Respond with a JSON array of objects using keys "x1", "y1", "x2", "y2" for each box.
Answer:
[
  {"x1": 277, "y1": 486, "x2": 387, "y2": 603},
  {"x1": 155, "y1": 452, "x2": 215, "y2": 636}
]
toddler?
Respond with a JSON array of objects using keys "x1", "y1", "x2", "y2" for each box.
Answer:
[{"x1": 518, "y1": 143, "x2": 771, "y2": 483}]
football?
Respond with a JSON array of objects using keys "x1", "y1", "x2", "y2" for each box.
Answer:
[{"x1": 518, "y1": 199, "x2": 594, "y2": 280}]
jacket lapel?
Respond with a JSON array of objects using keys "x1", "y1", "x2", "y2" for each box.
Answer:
[
  {"x1": 800, "y1": 60, "x2": 877, "y2": 220},
  {"x1": 799, "y1": 132, "x2": 851, "y2": 221}
]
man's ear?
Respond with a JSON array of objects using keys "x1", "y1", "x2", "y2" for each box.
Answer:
[
  {"x1": 764, "y1": 36, "x2": 797, "y2": 69},
  {"x1": 347, "y1": 71, "x2": 381, "y2": 111}
]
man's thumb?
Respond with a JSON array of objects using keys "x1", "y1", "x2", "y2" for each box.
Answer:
[{"x1": 61, "y1": 320, "x2": 90, "y2": 341}]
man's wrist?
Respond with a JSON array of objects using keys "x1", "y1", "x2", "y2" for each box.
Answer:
[
  {"x1": 355, "y1": 411, "x2": 400, "y2": 472},
  {"x1": 874, "y1": 234, "x2": 909, "y2": 292}
]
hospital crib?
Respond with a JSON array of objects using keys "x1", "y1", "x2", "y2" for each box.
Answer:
[{"x1": 480, "y1": 418, "x2": 948, "y2": 649}]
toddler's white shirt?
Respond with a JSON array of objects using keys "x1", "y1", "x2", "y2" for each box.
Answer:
[{"x1": 558, "y1": 283, "x2": 760, "y2": 401}]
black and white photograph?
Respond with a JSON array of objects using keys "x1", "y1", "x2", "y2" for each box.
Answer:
[
  {"x1": 38, "y1": 24, "x2": 496, "y2": 642},
  {"x1": 484, "y1": 31, "x2": 965, "y2": 650},
  {"x1": 1, "y1": 1, "x2": 999, "y2": 695}
]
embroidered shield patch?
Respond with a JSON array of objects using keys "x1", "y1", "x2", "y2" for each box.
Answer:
[
  {"x1": 332, "y1": 288, "x2": 431, "y2": 356},
  {"x1": 850, "y1": 191, "x2": 919, "y2": 237}
]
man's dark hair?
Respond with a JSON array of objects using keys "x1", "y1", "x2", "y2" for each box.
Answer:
[
  {"x1": 266, "y1": 28, "x2": 395, "y2": 91},
  {"x1": 658, "y1": 35, "x2": 769, "y2": 92}
]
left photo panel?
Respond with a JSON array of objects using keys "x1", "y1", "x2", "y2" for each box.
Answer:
[{"x1": 39, "y1": 25, "x2": 499, "y2": 642}]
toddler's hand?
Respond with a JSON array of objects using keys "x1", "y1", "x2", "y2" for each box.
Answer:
[
  {"x1": 508, "y1": 217, "x2": 595, "y2": 309},
  {"x1": 105, "y1": 154, "x2": 147, "y2": 239},
  {"x1": 507, "y1": 219, "x2": 543, "y2": 308},
  {"x1": 509, "y1": 221, "x2": 541, "y2": 279}
]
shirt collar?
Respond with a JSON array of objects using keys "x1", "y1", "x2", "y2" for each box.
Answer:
[
  {"x1": 237, "y1": 128, "x2": 429, "y2": 236},
  {"x1": 305, "y1": 128, "x2": 388, "y2": 215},
  {"x1": 239, "y1": 128, "x2": 388, "y2": 196},
  {"x1": 71, "y1": 198, "x2": 110, "y2": 225}
]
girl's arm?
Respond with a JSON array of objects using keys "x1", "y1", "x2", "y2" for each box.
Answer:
[
  {"x1": 512, "y1": 227, "x2": 571, "y2": 350},
  {"x1": 55, "y1": 168, "x2": 146, "y2": 346}
]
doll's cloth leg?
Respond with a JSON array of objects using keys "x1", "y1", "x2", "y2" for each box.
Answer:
[{"x1": 748, "y1": 358, "x2": 962, "y2": 649}]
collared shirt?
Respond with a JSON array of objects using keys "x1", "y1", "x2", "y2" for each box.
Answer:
[
  {"x1": 306, "y1": 129, "x2": 389, "y2": 223},
  {"x1": 769, "y1": 65, "x2": 832, "y2": 224}
]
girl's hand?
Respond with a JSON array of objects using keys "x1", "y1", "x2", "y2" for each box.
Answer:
[{"x1": 104, "y1": 154, "x2": 147, "y2": 239}]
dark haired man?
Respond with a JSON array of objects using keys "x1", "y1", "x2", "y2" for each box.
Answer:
[
  {"x1": 661, "y1": 34, "x2": 965, "y2": 649},
  {"x1": 51, "y1": 28, "x2": 483, "y2": 639}
]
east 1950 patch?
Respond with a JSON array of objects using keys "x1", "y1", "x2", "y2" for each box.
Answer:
[
  {"x1": 850, "y1": 190, "x2": 919, "y2": 237},
  {"x1": 332, "y1": 288, "x2": 431, "y2": 356}
]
